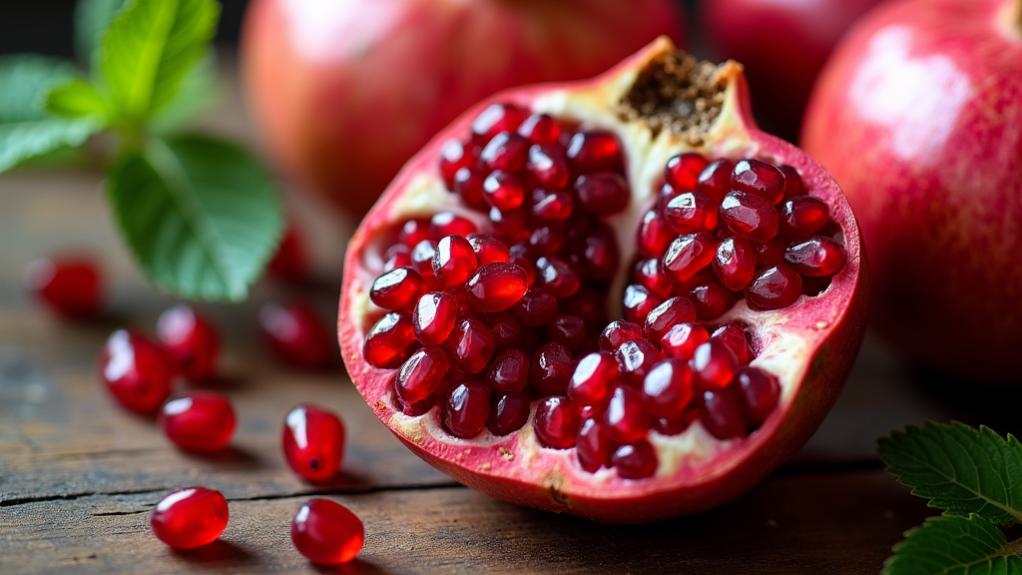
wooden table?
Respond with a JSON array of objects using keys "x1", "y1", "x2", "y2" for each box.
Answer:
[{"x1": 0, "y1": 69, "x2": 994, "y2": 574}]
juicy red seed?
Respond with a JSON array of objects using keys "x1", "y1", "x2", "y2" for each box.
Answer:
[
  {"x1": 489, "y1": 312, "x2": 530, "y2": 350},
  {"x1": 531, "y1": 189, "x2": 574, "y2": 222},
  {"x1": 156, "y1": 305, "x2": 219, "y2": 382},
  {"x1": 633, "y1": 258, "x2": 673, "y2": 298},
  {"x1": 447, "y1": 318, "x2": 496, "y2": 374},
  {"x1": 662, "y1": 232, "x2": 718, "y2": 283},
  {"x1": 260, "y1": 302, "x2": 334, "y2": 370},
  {"x1": 466, "y1": 234, "x2": 510, "y2": 265},
  {"x1": 453, "y1": 167, "x2": 488, "y2": 209},
  {"x1": 689, "y1": 278, "x2": 735, "y2": 321},
  {"x1": 383, "y1": 244, "x2": 411, "y2": 271},
  {"x1": 720, "y1": 191, "x2": 780, "y2": 242},
  {"x1": 25, "y1": 256, "x2": 102, "y2": 320},
  {"x1": 394, "y1": 347, "x2": 450, "y2": 415},
  {"x1": 528, "y1": 225, "x2": 567, "y2": 256},
  {"x1": 430, "y1": 212, "x2": 477, "y2": 238},
  {"x1": 483, "y1": 171, "x2": 526, "y2": 210},
  {"x1": 614, "y1": 339, "x2": 661, "y2": 385},
  {"x1": 518, "y1": 113, "x2": 562, "y2": 145},
  {"x1": 363, "y1": 313, "x2": 415, "y2": 368},
  {"x1": 746, "y1": 265, "x2": 803, "y2": 310},
  {"x1": 637, "y1": 208, "x2": 673, "y2": 257},
  {"x1": 696, "y1": 158, "x2": 734, "y2": 198},
  {"x1": 612, "y1": 440, "x2": 658, "y2": 479},
  {"x1": 653, "y1": 410, "x2": 698, "y2": 435},
  {"x1": 412, "y1": 292, "x2": 459, "y2": 346},
  {"x1": 737, "y1": 367, "x2": 781, "y2": 426},
  {"x1": 410, "y1": 240, "x2": 438, "y2": 280},
  {"x1": 536, "y1": 256, "x2": 580, "y2": 298},
  {"x1": 486, "y1": 349, "x2": 530, "y2": 392},
  {"x1": 514, "y1": 287, "x2": 559, "y2": 326},
  {"x1": 780, "y1": 196, "x2": 830, "y2": 239},
  {"x1": 599, "y1": 320, "x2": 644, "y2": 351},
  {"x1": 576, "y1": 419, "x2": 614, "y2": 473},
  {"x1": 732, "y1": 159, "x2": 785, "y2": 204},
  {"x1": 568, "y1": 351, "x2": 618, "y2": 407},
  {"x1": 712, "y1": 323, "x2": 753, "y2": 365},
  {"x1": 754, "y1": 238, "x2": 786, "y2": 267},
  {"x1": 530, "y1": 342, "x2": 574, "y2": 395},
  {"x1": 439, "y1": 139, "x2": 478, "y2": 190},
  {"x1": 100, "y1": 329, "x2": 172, "y2": 415},
  {"x1": 508, "y1": 243, "x2": 537, "y2": 283},
  {"x1": 566, "y1": 130, "x2": 624, "y2": 173},
  {"x1": 291, "y1": 499, "x2": 364, "y2": 565},
  {"x1": 488, "y1": 392, "x2": 531, "y2": 435},
  {"x1": 482, "y1": 132, "x2": 530, "y2": 173},
  {"x1": 660, "y1": 322, "x2": 710, "y2": 360},
  {"x1": 465, "y1": 262, "x2": 529, "y2": 312},
  {"x1": 564, "y1": 289, "x2": 606, "y2": 328},
  {"x1": 578, "y1": 404, "x2": 604, "y2": 421},
  {"x1": 370, "y1": 267, "x2": 425, "y2": 311},
  {"x1": 780, "y1": 164, "x2": 806, "y2": 198},
  {"x1": 534, "y1": 396, "x2": 581, "y2": 449},
  {"x1": 622, "y1": 284, "x2": 662, "y2": 324},
  {"x1": 664, "y1": 191, "x2": 719, "y2": 233},
  {"x1": 575, "y1": 173, "x2": 630, "y2": 215},
  {"x1": 785, "y1": 236, "x2": 847, "y2": 277},
  {"x1": 399, "y1": 219, "x2": 431, "y2": 246},
  {"x1": 432, "y1": 236, "x2": 478, "y2": 288},
  {"x1": 642, "y1": 359, "x2": 695, "y2": 418},
  {"x1": 160, "y1": 392, "x2": 236, "y2": 452},
  {"x1": 603, "y1": 386, "x2": 650, "y2": 444},
  {"x1": 472, "y1": 102, "x2": 528, "y2": 142},
  {"x1": 690, "y1": 340, "x2": 738, "y2": 390},
  {"x1": 547, "y1": 314, "x2": 588, "y2": 351},
  {"x1": 488, "y1": 206, "x2": 530, "y2": 242},
  {"x1": 578, "y1": 225, "x2": 620, "y2": 283},
  {"x1": 526, "y1": 144, "x2": 570, "y2": 189},
  {"x1": 283, "y1": 404, "x2": 346, "y2": 482},
  {"x1": 442, "y1": 382, "x2": 491, "y2": 438},
  {"x1": 151, "y1": 487, "x2": 228, "y2": 549},
  {"x1": 644, "y1": 296, "x2": 696, "y2": 340},
  {"x1": 713, "y1": 237, "x2": 757, "y2": 292},
  {"x1": 664, "y1": 152, "x2": 709, "y2": 191},
  {"x1": 700, "y1": 387, "x2": 749, "y2": 439}
]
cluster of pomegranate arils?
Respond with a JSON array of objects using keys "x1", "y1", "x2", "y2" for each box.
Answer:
[{"x1": 362, "y1": 102, "x2": 847, "y2": 479}]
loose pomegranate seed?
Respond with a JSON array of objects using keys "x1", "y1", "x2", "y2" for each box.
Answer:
[
  {"x1": 612, "y1": 440, "x2": 658, "y2": 479},
  {"x1": 363, "y1": 313, "x2": 416, "y2": 368},
  {"x1": 156, "y1": 305, "x2": 219, "y2": 382},
  {"x1": 622, "y1": 284, "x2": 662, "y2": 324},
  {"x1": 447, "y1": 318, "x2": 496, "y2": 374},
  {"x1": 383, "y1": 244, "x2": 412, "y2": 271},
  {"x1": 410, "y1": 240, "x2": 438, "y2": 281},
  {"x1": 489, "y1": 312, "x2": 530, "y2": 350},
  {"x1": 604, "y1": 386, "x2": 650, "y2": 444},
  {"x1": 690, "y1": 340, "x2": 738, "y2": 390},
  {"x1": 399, "y1": 219, "x2": 431, "y2": 246},
  {"x1": 785, "y1": 236, "x2": 847, "y2": 277},
  {"x1": 746, "y1": 265, "x2": 803, "y2": 310},
  {"x1": 779, "y1": 164, "x2": 806, "y2": 198},
  {"x1": 660, "y1": 322, "x2": 710, "y2": 360},
  {"x1": 486, "y1": 349, "x2": 529, "y2": 392},
  {"x1": 712, "y1": 323, "x2": 753, "y2": 365},
  {"x1": 637, "y1": 208, "x2": 673, "y2": 257},
  {"x1": 696, "y1": 158, "x2": 734, "y2": 198},
  {"x1": 641, "y1": 359, "x2": 695, "y2": 418},
  {"x1": 439, "y1": 139, "x2": 478, "y2": 190},
  {"x1": 713, "y1": 237, "x2": 757, "y2": 292},
  {"x1": 100, "y1": 329, "x2": 172, "y2": 415},
  {"x1": 25, "y1": 255, "x2": 102, "y2": 320},
  {"x1": 412, "y1": 292, "x2": 459, "y2": 346},
  {"x1": 599, "y1": 320, "x2": 644, "y2": 351},
  {"x1": 429, "y1": 212, "x2": 477, "y2": 238},
  {"x1": 547, "y1": 314, "x2": 588, "y2": 351},
  {"x1": 151, "y1": 487, "x2": 228, "y2": 549},
  {"x1": 644, "y1": 296, "x2": 696, "y2": 340},
  {"x1": 700, "y1": 387, "x2": 748, "y2": 439},
  {"x1": 575, "y1": 173, "x2": 630, "y2": 215},
  {"x1": 268, "y1": 225, "x2": 310, "y2": 283},
  {"x1": 465, "y1": 263, "x2": 529, "y2": 312},
  {"x1": 528, "y1": 225, "x2": 567, "y2": 256},
  {"x1": 442, "y1": 382, "x2": 491, "y2": 438},
  {"x1": 526, "y1": 144, "x2": 571, "y2": 189},
  {"x1": 481, "y1": 132, "x2": 529, "y2": 173},
  {"x1": 566, "y1": 130, "x2": 623, "y2": 173},
  {"x1": 291, "y1": 499, "x2": 364, "y2": 565},
  {"x1": 453, "y1": 167, "x2": 487, "y2": 209},
  {"x1": 160, "y1": 392, "x2": 236, "y2": 452},
  {"x1": 432, "y1": 236, "x2": 478, "y2": 288},
  {"x1": 576, "y1": 419, "x2": 614, "y2": 473},
  {"x1": 614, "y1": 339, "x2": 661, "y2": 385},
  {"x1": 535, "y1": 256, "x2": 580, "y2": 298},
  {"x1": 662, "y1": 232, "x2": 718, "y2": 282},
  {"x1": 483, "y1": 170, "x2": 526, "y2": 210},
  {"x1": 633, "y1": 258, "x2": 673, "y2": 298},
  {"x1": 283, "y1": 404, "x2": 346, "y2": 482},
  {"x1": 720, "y1": 191, "x2": 780, "y2": 242},
  {"x1": 689, "y1": 277, "x2": 735, "y2": 320},
  {"x1": 732, "y1": 159, "x2": 785, "y2": 204},
  {"x1": 533, "y1": 396, "x2": 581, "y2": 449},
  {"x1": 488, "y1": 392, "x2": 531, "y2": 435},
  {"x1": 394, "y1": 347, "x2": 450, "y2": 415},
  {"x1": 568, "y1": 351, "x2": 618, "y2": 407},
  {"x1": 518, "y1": 113, "x2": 562, "y2": 145},
  {"x1": 531, "y1": 189, "x2": 574, "y2": 222},
  {"x1": 664, "y1": 191, "x2": 719, "y2": 233},
  {"x1": 780, "y1": 196, "x2": 830, "y2": 239},
  {"x1": 530, "y1": 342, "x2": 574, "y2": 395},
  {"x1": 370, "y1": 267, "x2": 426, "y2": 311},
  {"x1": 466, "y1": 233, "x2": 509, "y2": 264},
  {"x1": 514, "y1": 287, "x2": 559, "y2": 326},
  {"x1": 664, "y1": 152, "x2": 709, "y2": 191},
  {"x1": 736, "y1": 367, "x2": 781, "y2": 426}
]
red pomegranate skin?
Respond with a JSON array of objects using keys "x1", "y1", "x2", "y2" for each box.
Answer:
[
  {"x1": 704, "y1": 0, "x2": 883, "y2": 139},
  {"x1": 803, "y1": 0, "x2": 1022, "y2": 381},
  {"x1": 339, "y1": 40, "x2": 868, "y2": 522},
  {"x1": 240, "y1": 0, "x2": 685, "y2": 216}
]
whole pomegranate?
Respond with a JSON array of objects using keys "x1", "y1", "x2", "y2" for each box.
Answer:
[
  {"x1": 338, "y1": 39, "x2": 867, "y2": 522},
  {"x1": 703, "y1": 0, "x2": 883, "y2": 139},
  {"x1": 241, "y1": 0, "x2": 685, "y2": 216},
  {"x1": 803, "y1": 0, "x2": 1022, "y2": 381}
]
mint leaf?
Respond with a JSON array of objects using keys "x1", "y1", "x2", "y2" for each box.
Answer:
[
  {"x1": 0, "y1": 56, "x2": 101, "y2": 172},
  {"x1": 45, "y1": 79, "x2": 110, "y2": 121},
  {"x1": 880, "y1": 422, "x2": 1022, "y2": 525},
  {"x1": 99, "y1": 0, "x2": 219, "y2": 122},
  {"x1": 107, "y1": 134, "x2": 282, "y2": 301},
  {"x1": 883, "y1": 514, "x2": 1022, "y2": 575},
  {"x1": 75, "y1": 0, "x2": 128, "y2": 69},
  {"x1": 150, "y1": 54, "x2": 217, "y2": 132}
]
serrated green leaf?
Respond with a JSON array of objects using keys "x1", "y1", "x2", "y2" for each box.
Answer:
[
  {"x1": 883, "y1": 514, "x2": 1022, "y2": 575},
  {"x1": 0, "y1": 56, "x2": 101, "y2": 172},
  {"x1": 45, "y1": 79, "x2": 110, "y2": 121},
  {"x1": 74, "y1": 0, "x2": 128, "y2": 69},
  {"x1": 880, "y1": 422, "x2": 1022, "y2": 525},
  {"x1": 99, "y1": 0, "x2": 219, "y2": 122},
  {"x1": 107, "y1": 134, "x2": 282, "y2": 301}
]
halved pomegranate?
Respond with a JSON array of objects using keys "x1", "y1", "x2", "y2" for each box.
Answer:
[{"x1": 339, "y1": 39, "x2": 867, "y2": 522}]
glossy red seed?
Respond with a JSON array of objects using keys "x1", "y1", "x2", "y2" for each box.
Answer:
[
  {"x1": 487, "y1": 392, "x2": 531, "y2": 435},
  {"x1": 536, "y1": 256, "x2": 580, "y2": 298},
  {"x1": 465, "y1": 263, "x2": 529, "y2": 312},
  {"x1": 644, "y1": 296, "x2": 697, "y2": 340},
  {"x1": 665, "y1": 152, "x2": 709, "y2": 191},
  {"x1": 156, "y1": 305, "x2": 219, "y2": 382},
  {"x1": 632, "y1": 258, "x2": 673, "y2": 298},
  {"x1": 736, "y1": 367, "x2": 781, "y2": 426},
  {"x1": 660, "y1": 322, "x2": 710, "y2": 360},
  {"x1": 291, "y1": 499, "x2": 364, "y2": 565},
  {"x1": 25, "y1": 256, "x2": 102, "y2": 320},
  {"x1": 662, "y1": 232, "x2": 718, "y2": 283},
  {"x1": 700, "y1": 387, "x2": 748, "y2": 439},
  {"x1": 641, "y1": 359, "x2": 695, "y2": 418},
  {"x1": 637, "y1": 208, "x2": 673, "y2": 257},
  {"x1": 599, "y1": 320, "x2": 644, "y2": 351},
  {"x1": 363, "y1": 313, "x2": 416, "y2": 369},
  {"x1": 746, "y1": 265, "x2": 803, "y2": 310},
  {"x1": 151, "y1": 487, "x2": 228, "y2": 549},
  {"x1": 653, "y1": 409, "x2": 699, "y2": 435},
  {"x1": 100, "y1": 329, "x2": 172, "y2": 415},
  {"x1": 713, "y1": 237, "x2": 757, "y2": 292},
  {"x1": 621, "y1": 284, "x2": 662, "y2": 324},
  {"x1": 712, "y1": 323, "x2": 753, "y2": 365},
  {"x1": 399, "y1": 219, "x2": 431, "y2": 246},
  {"x1": 488, "y1": 206, "x2": 530, "y2": 243},
  {"x1": 439, "y1": 139, "x2": 478, "y2": 190},
  {"x1": 720, "y1": 191, "x2": 780, "y2": 242},
  {"x1": 566, "y1": 130, "x2": 623, "y2": 173},
  {"x1": 614, "y1": 339, "x2": 661, "y2": 385},
  {"x1": 612, "y1": 440, "x2": 658, "y2": 479},
  {"x1": 466, "y1": 234, "x2": 509, "y2": 265},
  {"x1": 447, "y1": 318, "x2": 495, "y2": 374},
  {"x1": 412, "y1": 292, "x2": 458, "y2": 346},
  {"x1": 432, "y1": 236, "x2": 478, "y2": 288},
  {"x1": 518, "y1": 113, "x2": 562, "y2": 145},
  {"x1": 689, "y1": 277, "x2": 736, "y2": 320},
  {"x1": 577, "y1": 225, "x2": 619, "y2": 282},
  {"x1": 514, "y1": 287, "x2": 559, "y2": 326},
  {"x1": 442, "y1": 382, "x2": 491, "y2": 438},
  {"x1": 507, "y1": 243, "x2": 536, "y2": 283},
  {"x1": 576, "y1": 418, "x2": 613, "y2": 473},
  {"x1": 664, "y1": 191, "x2": 719, "y2": 233},
  {"x1": 530, "y1": 342, "x2": 574, "y2": 396},
  {"x1": 410, "y1": 240, "x2": 438, "y2": 282},
  {"x1": 453, "y1": 167, "x2": 488, "y2": 209},
  {"x1": 268, "y1": 225, "x2": 310, "y2": 283},
  {"x1": 489, "y1": 312, "x2": 529, "y2": 350},
  {"x1": 603, "y1": 386, "x2": 650, "y2": 444},
  {"x1": 486, "y1": 349, "x2": 529, "y2": 392},
  {"x1": 575, "y1": 173, "x2": 630, "y2": 215},
  {"x1": 481, "y1": 132, "x2": 529, "y2": 173},
  {"x1": 383, "y1": 244, "x2": 411, "y2": 271},
  {"x1": 568, "y1": 351, "x2": 618, "y2": 407},
  {"x1": 696, "y1": 158, "x2": 734, "y2": 199},
  {"x1": 526, "y1": 144, "x2": 570, "y2": 189},
  {"x1": 370, "y1": 267, "x2": 425, "y2": 311},
  {"x1": 430, "y1": 212, "x2": 477, "y2": 238},
  {"x1": 160, "y1": 392, "x2": 236, "y2": 452},
  {"x1": 531, "y1": 189, "x2": 574, "y2": 222},
  {"x1": 785, "y1": 236, "x2": 847, "y2": 277},
  {"x1": 547, "y1": 314, "x2": 588, "y2": 351},
  {"x1": 690, "y1": 340, "x2": 738, "y2": 390},
  {"x1": 779, "y1": 164, "x2": 806, "y2": 198},
  {"x1": 563, "y1": 289, "x2": 606, "y2": 328},
  {"x1": 780, "y1": 196, "x2": 830, "y2": 239},
  {"x1": 754, "y1": 239, "x2": 786, "y2": 267},
  {"x1": 394, "y1": 347, "x2": 449, "y2": 415},
  {"x1": 283, "y1": 404, "x2": 346, "y2": 482},
  {"x1": 732, "y1": 159, "x2": 785, "y2": 204},
  {"x1": 483, "y1": 170, "x2": 526, "y2": 210},
  {"x1": 472, "y1": 102, "x2": 528, "y2": 142},
  {"x1": 528, "y1": 225, "x2": 567, "y2": 256},
  {"x1": 534, "y1": 396, "x2": 581, "y2": 449}
]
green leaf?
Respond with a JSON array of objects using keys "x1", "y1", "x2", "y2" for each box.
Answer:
[
  {"x1": 150, "y1": 53, "x2": 217, "y2": 132},
  {"x1": 883, "y1": 514, "x2": 1022, "y2": 575},
  {"x1": 45, "y1": 79, "x2": 110, "y2": 121},
  {"x1": 0, "y1": 55, "x2": 101, "y2": 172},
  {"x1": 99, "y1": 0, "x2": 219, "y2": 122},
  {"x1": 107, "y1": 134, "x2": 282, "y2": 301},
  {"x1": 879, "y1": 422, "x2": 1022, "y2": 525},
  {"x1": 74, "y1": 0, "x2": 128, "y2": 69}
]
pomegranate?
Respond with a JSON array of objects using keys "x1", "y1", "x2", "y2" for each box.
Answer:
[
  {"x1": 338, "y1": 39, "x2": 867, "y2": 522},
  {"x1": 803, "y1": 0, "x2": 1022, "y2": 381},
  {"x1": 703, "y1": 0, "x2": 883, "y2": 139},
  {"x1": 240, "y1": 0, "x2": 685, "y2": 216}
]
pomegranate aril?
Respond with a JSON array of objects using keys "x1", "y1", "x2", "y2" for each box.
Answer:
[
  {"x1": 100, "y1": 329, "x2": 172, "y2": 415},
  {"x1": 690, "y1": 340, "x2": 738, "y2": 390},
  {"x1": 642, "y1": 359, "x2": 695, "y2": 418},
  {"x1": 432, "y1": 236, "x2": 478, "y2": 288},
  {"x1": 614, "y1": 339, "x2": 661, "y2": 385},
  {"x1": 283, "y1": 404, "x2": 346, "y2": 482},
  {"x1": 530, "y1": 342, "x2": 574, "y2": 395},
  {"x1": 564, "y1": 289, "x2": 607, "y2": 328},
  {"x1": 410, "y1": 239, "x2": 439, "y2": 281},
  {"x1": 689, "y1": 277, "x2": 735, "y2": 321},
  {"x1": 732, "y1": 159, "x2": 785, "y2": 204},
  {"x1": 531, "y1": 189, "x2": 574, "y2": 222},
  {"x1": 472, "y1": 102, "x2": 528, "y2": 143},
  {"x1": 393, "y1": 347, "x2": 449, "y2": 415},
  {"x1": 653, "y1": 409, "x2": 699, "y2": 436},
  {"x1": 466, "y1": 234, "x2": 509, "y2": 265},
  {"x1": 746, "y1": 265, "x2": 803, "y2": 310},
  {"x1": 754, "y1": 238, "x2": 786, "y2": 267},
  {"x1": 514, "y1": 287, "x2": 559, "y2": 326},
  {"x1": 664, "y1": 191, "x2": 719, "y2": 233},
  {"x1": 662, "y1": 232, "x2": 718, "y2": 283},
  {"x1": 575, "y1": 173, "x2": 630, "y2": 215},
  {"x1": 536, "y1": 256, "x2": 580, "y2": 298},
  {"x1": 660, "y1": 322, "x2": 710, "y2": 360},
  {"x1": 151, "y1": 487, "x2": 228, "y2": 549},
  {"x1": 160, "y1": 392, "x2": 236, "y2": 452},
  {"x1": 713, "y1": 237, "x2": 757, "y2": 292},
  {"x1": 780, "y1": 196, "x2": 830, "y2": 239},
  {"x1": 577, "y1": 225, "x2": 619, "y2": 282},
  {"x1": 508, "y1": 243, "x2": 536, "y2": 283},
  {"x1": 430, "y1": 212, "x2": 477, "y2": 238},
  {"x1": 528, "y1": 225, "x2": 567, "y2": 256},
  {"x1": 399, "y1": 219, "x2": 431, "y2": 246},
  {"x1": 566, "y1": 130, "x2": 624, "y2": 173},
  {"x1": 442, "y1": 382, "x2": 491, "y2": 438},
  {"x1": 412, "y1": 292, "x2": 458, "y2": 346},
  {"x1": 712, "y1": 323, "x2": 752, "y2": 365},
  {"x1": 526, "y1": 144, "x2": 570, "y2": 189},
  {"x1": 447, "y1": 318, "x2": 496, "y2": 374},
  {"x1": 568, "y1": 351, "x2": 618, "y2": 407},
  {"x1": 633, "y1": 258, "x2": 673, "y2": 298},
  {"x1": 25, "y1": 255, "x2": 102, "y2": 320},
  {"x1": 599, "y1": 320, "x2": 644, "y2": 351},
  {"x1": 453, "y1": 167, "x2": 487, "y2": 209},
  {"x1": 481, "y1": 132, "x2": 529, "y2": 173},
  {"x1": 489, "y1": 207, "x2": 530, "y2": 243},
  {"x1": 291, "y1": 499, "x2": 364, "y2": 565},
  {"x1": 622, "y1": 284, "x2": 662, "y2": 324},
  {"x1": 363, "y1": 313, "x2": 416, "y2": 368},
  {"x1": 383, "y1": 244, "x2": 411, "y2": 271},
  {"x1": 518, "y1": 113, "x2": 562, "y2": 145},
  {"x1": 664, "y1": 152, "x2": 709, "y2": 191},
  {"x1": 644, "y1": 296, "x2": 696, "y2": 340},
  {"x1": 156, "y1": 305, "x2": 219, "y2": 382},
  {"x1": 489, "y1": 312, "x2": 529, "y2": 350},
  {"x1": 547, "y1": 314, "x2": 588, "y2": 351},
  {"x1": 370, "y1": 267, "x2": 425, "y2": 311},
  {"x1": 736, "y1": 367, "x2": 781, "y2": 426},
  {"x1": 612, "y1": 440, "x2": 658, "y2": 479},
  {"x1": 439, "y1": 139, "x2": 478, "y2": 190},
  {"x1": 603, "y1": 386, "x2": 650, "y2": 444},
  {"x1": 486, "y1": 349, "x2": 529, "y2": 393},
  {"x1": 637, "y1": 208, "x2": 673, "y2": 258},
  {"x1": 720, "y1": 191, "x2": 780, "y2": 242},
  {"x1": 785, "y1": 236, "x2": 847, "y2": 277},
  {"x1": 465, "y1": 263, "x2": 529, "y2": 312},
  {"x1": 483, "y1": 170, "x2": 526, "y2": 210},
  {"x1": 700, "y1": 387, "x2": 748, "y2": 439},
  {"x1": 488, "y1": 392, "x2": 530, "y2": 435},
  {"x1": 576, "y1": 419, "x2": 614, "y2": 473},
  {"x1": 779, "y1": 164, "x2": 805, "y2": 198},
  {"x1": 533, "y1": 396, "x2": 581, "y2": 449},
  {"x1": 696, "y1": 158, "x2": 734, "y2": 198}
]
